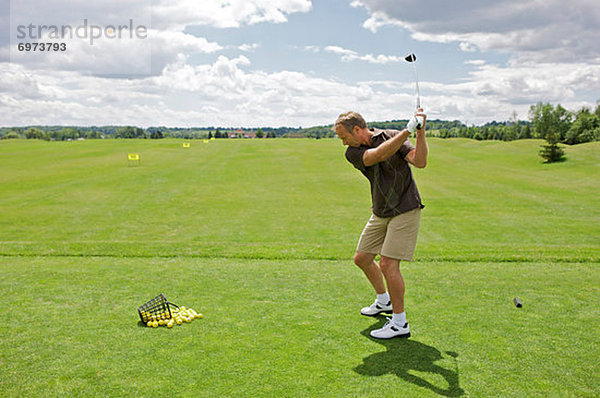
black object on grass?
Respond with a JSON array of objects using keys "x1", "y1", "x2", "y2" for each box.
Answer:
[
  {"x1": 138, "y1": 293, "x2": 179, "y2": 323},
  {"x1": 513, "y1": 297, "x2": 522, "y2": 308}
]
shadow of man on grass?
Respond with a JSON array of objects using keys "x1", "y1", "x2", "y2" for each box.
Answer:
[{"x1": 353, "y1": 318, "x2": 464, "y2": 397}]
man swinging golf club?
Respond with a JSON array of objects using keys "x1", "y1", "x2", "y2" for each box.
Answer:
[{"x1": 334, "y1": 108, "x2": 428, "y2": 339}]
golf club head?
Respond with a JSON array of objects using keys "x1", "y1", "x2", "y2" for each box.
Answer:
[{"x1": 404, "y1": 52, "x2": 420, "y2": 109}]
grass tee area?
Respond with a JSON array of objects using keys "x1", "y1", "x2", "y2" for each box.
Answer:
[{"x1": 1, "y1": 138, "x2": 598, "y2": 396}]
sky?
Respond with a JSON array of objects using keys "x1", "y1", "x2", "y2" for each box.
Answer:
[{"x1": 1, "y1": 0, "x2": 599, "y2": 127}]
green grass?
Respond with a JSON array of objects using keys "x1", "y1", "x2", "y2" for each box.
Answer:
[
  {"x1": 0, "y1": 138, "x2": 598, "y2": 396},
  {"x1": 0, "y1": 139, "x2": 597, "y2": 261}
]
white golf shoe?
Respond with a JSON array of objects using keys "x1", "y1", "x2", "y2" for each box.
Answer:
[
  {"x1": 360, "y1": 299, "x2": 393, "y2": 316},
  {"x1": 370, "y1": 318, "x2": 411, "y2": 339}
]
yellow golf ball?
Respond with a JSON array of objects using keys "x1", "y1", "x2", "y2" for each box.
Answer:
[
  {"x1": 152, "y1": 321, "x2": 158, "y2": 328},
  {"x1": 147, "y1": 321, "x2": 152, "y2": 327}
]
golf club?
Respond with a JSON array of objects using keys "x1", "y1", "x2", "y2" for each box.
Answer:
[{"x1": 404, "y1": 52, "x2": 420, "y2": 110}]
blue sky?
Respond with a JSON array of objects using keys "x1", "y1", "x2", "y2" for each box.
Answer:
[
  {"x1": 186, "y1": 1, "x2": 492, "y2": 84},
  {"x1": 1, "y1": 0, "x2": 599, "y2": 127}
]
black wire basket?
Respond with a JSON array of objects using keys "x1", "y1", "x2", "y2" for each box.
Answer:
[{"x1": 137, "y1": 294, "x2": 179, "y2": 323}]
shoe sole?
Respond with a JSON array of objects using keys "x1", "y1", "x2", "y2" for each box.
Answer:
[
  {"x1": 360, "y1": 309, "x2": 393, "y2": 317},
  {"x1": 370, "y1": 332, "x2": 411, "y2": 339}
]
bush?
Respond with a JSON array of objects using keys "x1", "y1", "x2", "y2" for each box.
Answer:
[{"x1": 4, "y1": 131, "x2": 21, "y2": 139}]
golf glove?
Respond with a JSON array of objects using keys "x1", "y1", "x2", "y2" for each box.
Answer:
[{"x1": 406, "y1": 115, "x2": 424, "y2": 133}]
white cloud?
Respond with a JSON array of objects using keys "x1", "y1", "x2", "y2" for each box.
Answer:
[
  {"x1": 6, "y1": 27, "x2": 223, "y2": 77},
  {"x1": 352, "y1": 0, "x2": 600, "y2": 63},
  {"x1": 151, "y1": 0, "x2": 312, "y2": 30},
  {"x1": 349, "y1": 0, "x2": 600, "y2": 121},
  {"x1": 360, "y1": 11, "x2": 406, "y2": 33},
  {"x1": 459, "y1": 42, "x2": 477, "y2": 52},
  {"x1": 464, "y1": 61, "x2": 600, "y2": 102},
  {"x1": 324, "y1": 45, "x2": 402, "y2": 64},
  {"x1": 415, "y1": 61, "x2": 600, "y2": 122},
  {"x1": 0, "y1": 56, "x2": 418, "y2": 127},
  {"x1": 151, "y1": 30, "x2": 222, "y2": 54},
  {"x1": 465, "y1": 59, "x2": 485, "y2": 66},
  {"x1": 3, "y1": 0, "x2": 598, "y2": 128},
  {"x1": 149, "y1": 30, "x2": 223, "y2": 74},
  {"x1": 4, "y1": 0, "x2": 311, "y2": 77},
  {"x1": 238, "y1": 43, "x2": 259, "y2": 52},
  {"x1": 4, "y1": 52, "x2": 598, "y2": 128}
]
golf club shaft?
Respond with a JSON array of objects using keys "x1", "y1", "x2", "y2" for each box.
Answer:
[{"x1": 412, "y1": 63, "x2": 421, "y2": 109}]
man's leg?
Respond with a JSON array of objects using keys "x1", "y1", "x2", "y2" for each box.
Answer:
[
  {"x1": 353, "y1": 251, "x2": 386, "y2": 294},
  {"x1": 369, "y1": 255, "x2": 410, "y2": 338},
  {"x1": 369, "y1": 210, "x2": 419, "y2": 338},
  {"x1": 379, "y1": 256, "x2": 405, "y2": 313},
  {"x1": 355, "y1": 215, "x2": 393, "y2": 316},
  {"x1": 378, "y1": 208, "x2": 421, "y2": 315}
]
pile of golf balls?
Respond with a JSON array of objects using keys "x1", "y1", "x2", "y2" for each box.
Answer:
[{"x1": 142, "y1": 306, "x2": 203, "y2": 328}]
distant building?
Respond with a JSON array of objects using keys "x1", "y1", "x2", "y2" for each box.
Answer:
[{"x1": 229, "y1": 129, "x2": 257, "y2": 138}]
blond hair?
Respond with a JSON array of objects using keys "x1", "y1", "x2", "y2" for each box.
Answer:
[{"x1": 334, "y1": 111, "x2": 367, "y2": 135}]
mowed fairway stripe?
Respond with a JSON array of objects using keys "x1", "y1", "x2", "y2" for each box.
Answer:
[{"x1": 0, "y1": 139, "x2": 598, "y2": 262}]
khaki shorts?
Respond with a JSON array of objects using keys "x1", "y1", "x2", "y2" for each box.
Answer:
[{"x1": 356, "y1": 208, "x2": 421, "y2": 261}]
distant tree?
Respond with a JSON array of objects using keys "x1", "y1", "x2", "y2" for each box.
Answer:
[
  {"x1": 25, "y1": 127, "x2": 42, "y2": 139},
  {"x1": 529, "y1": 102, "x2": 573, "y2": 140},
  {"x1": 256, "y1": 128, "x2": 264, "y2": 138},
  {"x1": 565, "y1": 107, "x2": 600, "y2": 144},
  {"x1": 539, "y1": 130, "x2": 566, "y2": 163},
  {"x1": 503, "y1": 125, "x2": 518, "y2": 141},
  {"x1": 505, "y1": 111, "x2": 520, "y2": 141},
  {"x1": 86, "y1": 130, "x2": 102, "y2": 139},
  {"x1": 553, "y1": 104, "x2": 573, "y2": 141},
  {"x1": 150, "y1": 130, "x2": 164, "y2": 139},
  {"x1": 115, "y1": 126, "x2": 134, "y2": 138},
  {"x1": 529, "y1": 102, "x2": 552, "y2": 139},
  {"x1": 208, "y1": 131, "x2": 213, "y2": 139},
  {"x1": 52, "y1": 127, "x2": 80, "y2": 141},
  {"x1": 115, "y1": 126, "x2": 146, "y2": 139}
]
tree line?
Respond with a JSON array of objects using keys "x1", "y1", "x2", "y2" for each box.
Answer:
[
  {"x1": 2, "y1": 101, "x2": 599, "y2": 144},
  {"x1": 370, "y1": 102, "x2": 599, "y2": 144}
]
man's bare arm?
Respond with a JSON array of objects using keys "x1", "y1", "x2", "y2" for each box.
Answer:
[
  {"x1": 362, "y1": 129, "x2": 411, "y2": 167},
  {"x1": 405, "y1": 130, "x2": 428, "y2": 168},
  {"x1": 405, "y1": 111, "x2": 428, "y2": 168}
]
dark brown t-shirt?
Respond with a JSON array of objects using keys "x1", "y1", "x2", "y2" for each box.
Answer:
[{"x1": 345, "y1": 128, "x2": 424, "y2": 218}]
